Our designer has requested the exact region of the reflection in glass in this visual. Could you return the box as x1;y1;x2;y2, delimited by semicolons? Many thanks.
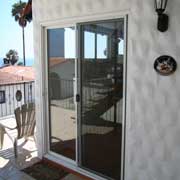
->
97;34;108;59
47;27;76;161
79;19;124;180
85;32;95;59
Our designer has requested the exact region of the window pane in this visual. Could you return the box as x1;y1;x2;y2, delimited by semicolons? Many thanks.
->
65;28;76;58
84;31;95;59
118;39;124;55
79;19;124;180
97;34;107;59
0;91;5;104
47;27;76;161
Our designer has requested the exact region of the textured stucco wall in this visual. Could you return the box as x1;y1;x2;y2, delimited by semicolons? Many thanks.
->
32;0;180;180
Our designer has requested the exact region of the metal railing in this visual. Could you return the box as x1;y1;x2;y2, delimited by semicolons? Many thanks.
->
49;78;75;110
0;81;35;117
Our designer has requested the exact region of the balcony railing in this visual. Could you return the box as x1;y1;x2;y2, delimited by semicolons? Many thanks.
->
0;81;35;117
49;78;75;110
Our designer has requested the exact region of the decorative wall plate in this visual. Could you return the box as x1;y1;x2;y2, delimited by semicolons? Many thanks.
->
154;55;177;76
16;90;22;101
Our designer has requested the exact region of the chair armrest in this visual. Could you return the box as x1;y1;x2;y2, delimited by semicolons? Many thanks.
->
0;123;17;130
0;123;17;145
0;126;5;149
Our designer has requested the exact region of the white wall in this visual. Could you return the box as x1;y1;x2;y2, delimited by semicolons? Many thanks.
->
33;0;180;180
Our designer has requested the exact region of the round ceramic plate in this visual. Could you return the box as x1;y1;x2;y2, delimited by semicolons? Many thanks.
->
154;55;177;76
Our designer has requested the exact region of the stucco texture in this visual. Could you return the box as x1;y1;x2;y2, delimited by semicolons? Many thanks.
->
32;0;180;180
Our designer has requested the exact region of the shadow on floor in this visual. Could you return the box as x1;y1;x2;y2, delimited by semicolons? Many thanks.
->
0;139;39;179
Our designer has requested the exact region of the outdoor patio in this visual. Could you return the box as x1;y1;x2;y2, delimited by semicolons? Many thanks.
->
0;116;39;180
0;116;85;180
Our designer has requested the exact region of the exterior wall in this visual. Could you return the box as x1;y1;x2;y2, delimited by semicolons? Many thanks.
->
33;0;180;180
0;82;35;117
0;84;25;117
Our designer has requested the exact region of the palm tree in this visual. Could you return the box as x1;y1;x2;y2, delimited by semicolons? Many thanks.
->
11;0;32;66
3;49;19;65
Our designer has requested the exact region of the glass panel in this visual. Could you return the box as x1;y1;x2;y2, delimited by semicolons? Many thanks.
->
84;31;95;59
79;19;124;179
118;40;124;55
47;27;76;161
97;34;108;59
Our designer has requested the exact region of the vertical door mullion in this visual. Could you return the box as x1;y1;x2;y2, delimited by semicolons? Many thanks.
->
75;24;78;165
121;15;128;180
77;24;84;166
95;32;97;59
45;27;51;154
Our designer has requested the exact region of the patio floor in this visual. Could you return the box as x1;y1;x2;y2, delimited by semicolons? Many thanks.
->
0;117;85;180
0;116;39;180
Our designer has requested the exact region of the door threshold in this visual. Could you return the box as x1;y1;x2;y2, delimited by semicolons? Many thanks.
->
44;154;108;180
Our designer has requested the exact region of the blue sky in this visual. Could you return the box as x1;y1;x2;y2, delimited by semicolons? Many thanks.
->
0;0;34;59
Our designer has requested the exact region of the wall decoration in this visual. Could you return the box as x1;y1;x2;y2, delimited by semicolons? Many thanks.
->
16;90;22;101
154;55;177;76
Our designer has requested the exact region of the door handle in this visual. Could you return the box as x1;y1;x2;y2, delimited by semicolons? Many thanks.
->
76;94;80;102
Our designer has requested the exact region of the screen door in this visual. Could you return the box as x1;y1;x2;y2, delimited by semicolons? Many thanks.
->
78;18;125;180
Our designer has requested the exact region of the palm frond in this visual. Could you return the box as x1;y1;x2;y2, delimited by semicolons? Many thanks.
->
11;1;26;17
15;15;20;21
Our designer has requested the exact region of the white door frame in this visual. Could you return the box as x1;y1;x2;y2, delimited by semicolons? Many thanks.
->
39;11;128;180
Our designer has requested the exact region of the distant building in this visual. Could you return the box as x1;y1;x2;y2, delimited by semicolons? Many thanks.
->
0;65;35;117
49;57;75;100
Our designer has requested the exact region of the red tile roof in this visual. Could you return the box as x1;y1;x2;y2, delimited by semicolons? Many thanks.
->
0;66;35;85
49;57;67;67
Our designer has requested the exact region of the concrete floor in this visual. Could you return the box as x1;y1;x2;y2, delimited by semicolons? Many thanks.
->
63;174;86;180
0;134;38;180
0;117;85;180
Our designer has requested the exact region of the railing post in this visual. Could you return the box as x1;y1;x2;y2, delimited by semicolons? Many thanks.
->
24;82;26;104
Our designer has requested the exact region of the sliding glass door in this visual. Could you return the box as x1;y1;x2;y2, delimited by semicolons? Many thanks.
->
46;17;126;180
47;27;76;161
78;19;125;180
